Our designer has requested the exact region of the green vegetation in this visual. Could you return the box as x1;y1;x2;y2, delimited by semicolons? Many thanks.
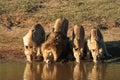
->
0;0;119;23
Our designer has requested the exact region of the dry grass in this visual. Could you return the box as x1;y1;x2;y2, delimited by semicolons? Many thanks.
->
0;0;119;42
0;0;119;22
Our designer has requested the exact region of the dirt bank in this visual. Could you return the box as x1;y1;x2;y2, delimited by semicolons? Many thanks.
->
0;24;120;61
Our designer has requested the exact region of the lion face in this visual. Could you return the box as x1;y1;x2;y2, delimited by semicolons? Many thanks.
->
88;40;103;63
73;48;83;63
91;48;103;63
24;45;33;62
87;28;104;63
43;49;54;64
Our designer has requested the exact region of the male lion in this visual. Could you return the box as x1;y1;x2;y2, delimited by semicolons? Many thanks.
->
87;28;111;63
42;17;70;64
72;25;86;63
41;32;68;64
23;24;45;62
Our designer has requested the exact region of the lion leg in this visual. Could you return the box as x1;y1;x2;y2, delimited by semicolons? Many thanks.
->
24;46;33;62
24;50;32;62
26;54;32;62
36;46;41;56
43;53;47;63
52;49;58;62
53;53;58;62
32;45;37;53
36;46;43;61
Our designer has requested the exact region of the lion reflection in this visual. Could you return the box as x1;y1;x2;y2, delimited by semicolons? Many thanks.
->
41;64;57;80
41;63;74;80
73;62;106;80
23;63;74;80
23;63;33;80
23;62;43;80
89;63;106;80
73;63;86;80
23;62;106;80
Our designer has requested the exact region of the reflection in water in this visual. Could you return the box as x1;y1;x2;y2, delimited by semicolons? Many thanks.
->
23;62;44;80
89;63;106;80
23;62;119;80
91;64;103;80
23;63;33;80
73;62;106;80
23;62;74;80
0;62;25;80
73;63;85;80
41;64;57;80
0;61;119;80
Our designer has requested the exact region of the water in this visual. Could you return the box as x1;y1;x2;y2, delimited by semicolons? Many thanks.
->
0;61;120;80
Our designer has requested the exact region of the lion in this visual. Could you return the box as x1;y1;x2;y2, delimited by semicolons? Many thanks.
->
41;32;68;64
23;24;45;62
23;63;33;80
23;62;44;80
72;25;86;63
87;28;112;63
52;17;68;37
73;63;85;80
46;17;69;40
41;64;57;80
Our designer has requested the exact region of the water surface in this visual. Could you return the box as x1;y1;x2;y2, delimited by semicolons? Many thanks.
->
0;61;120;80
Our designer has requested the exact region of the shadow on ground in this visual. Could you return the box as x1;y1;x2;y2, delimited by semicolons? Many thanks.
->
106;40;120;57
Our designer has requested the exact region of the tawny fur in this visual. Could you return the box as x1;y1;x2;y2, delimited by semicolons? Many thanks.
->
42;18;69;63
72;25;86;62
41;32;65;63
23;24;45;62
87;28;111;63
41;64;57;80
53;17;69;37
23;30;33;62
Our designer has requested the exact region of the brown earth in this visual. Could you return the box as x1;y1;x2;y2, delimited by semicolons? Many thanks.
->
0;16;120;62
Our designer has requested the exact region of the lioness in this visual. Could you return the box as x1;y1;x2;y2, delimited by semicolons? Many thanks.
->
23;24;45;62
87;28;111;63
72;25;86;62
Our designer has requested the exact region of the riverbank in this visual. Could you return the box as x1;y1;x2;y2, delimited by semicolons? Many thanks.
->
0;0;120;61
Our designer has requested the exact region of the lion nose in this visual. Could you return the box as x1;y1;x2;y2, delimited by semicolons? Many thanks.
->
93;59;98;63
46;59;52;64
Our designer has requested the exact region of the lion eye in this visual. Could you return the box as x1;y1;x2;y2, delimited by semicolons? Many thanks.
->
25;46;28;49
30;46;33;48
75;48;79;51
92;49;95;52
